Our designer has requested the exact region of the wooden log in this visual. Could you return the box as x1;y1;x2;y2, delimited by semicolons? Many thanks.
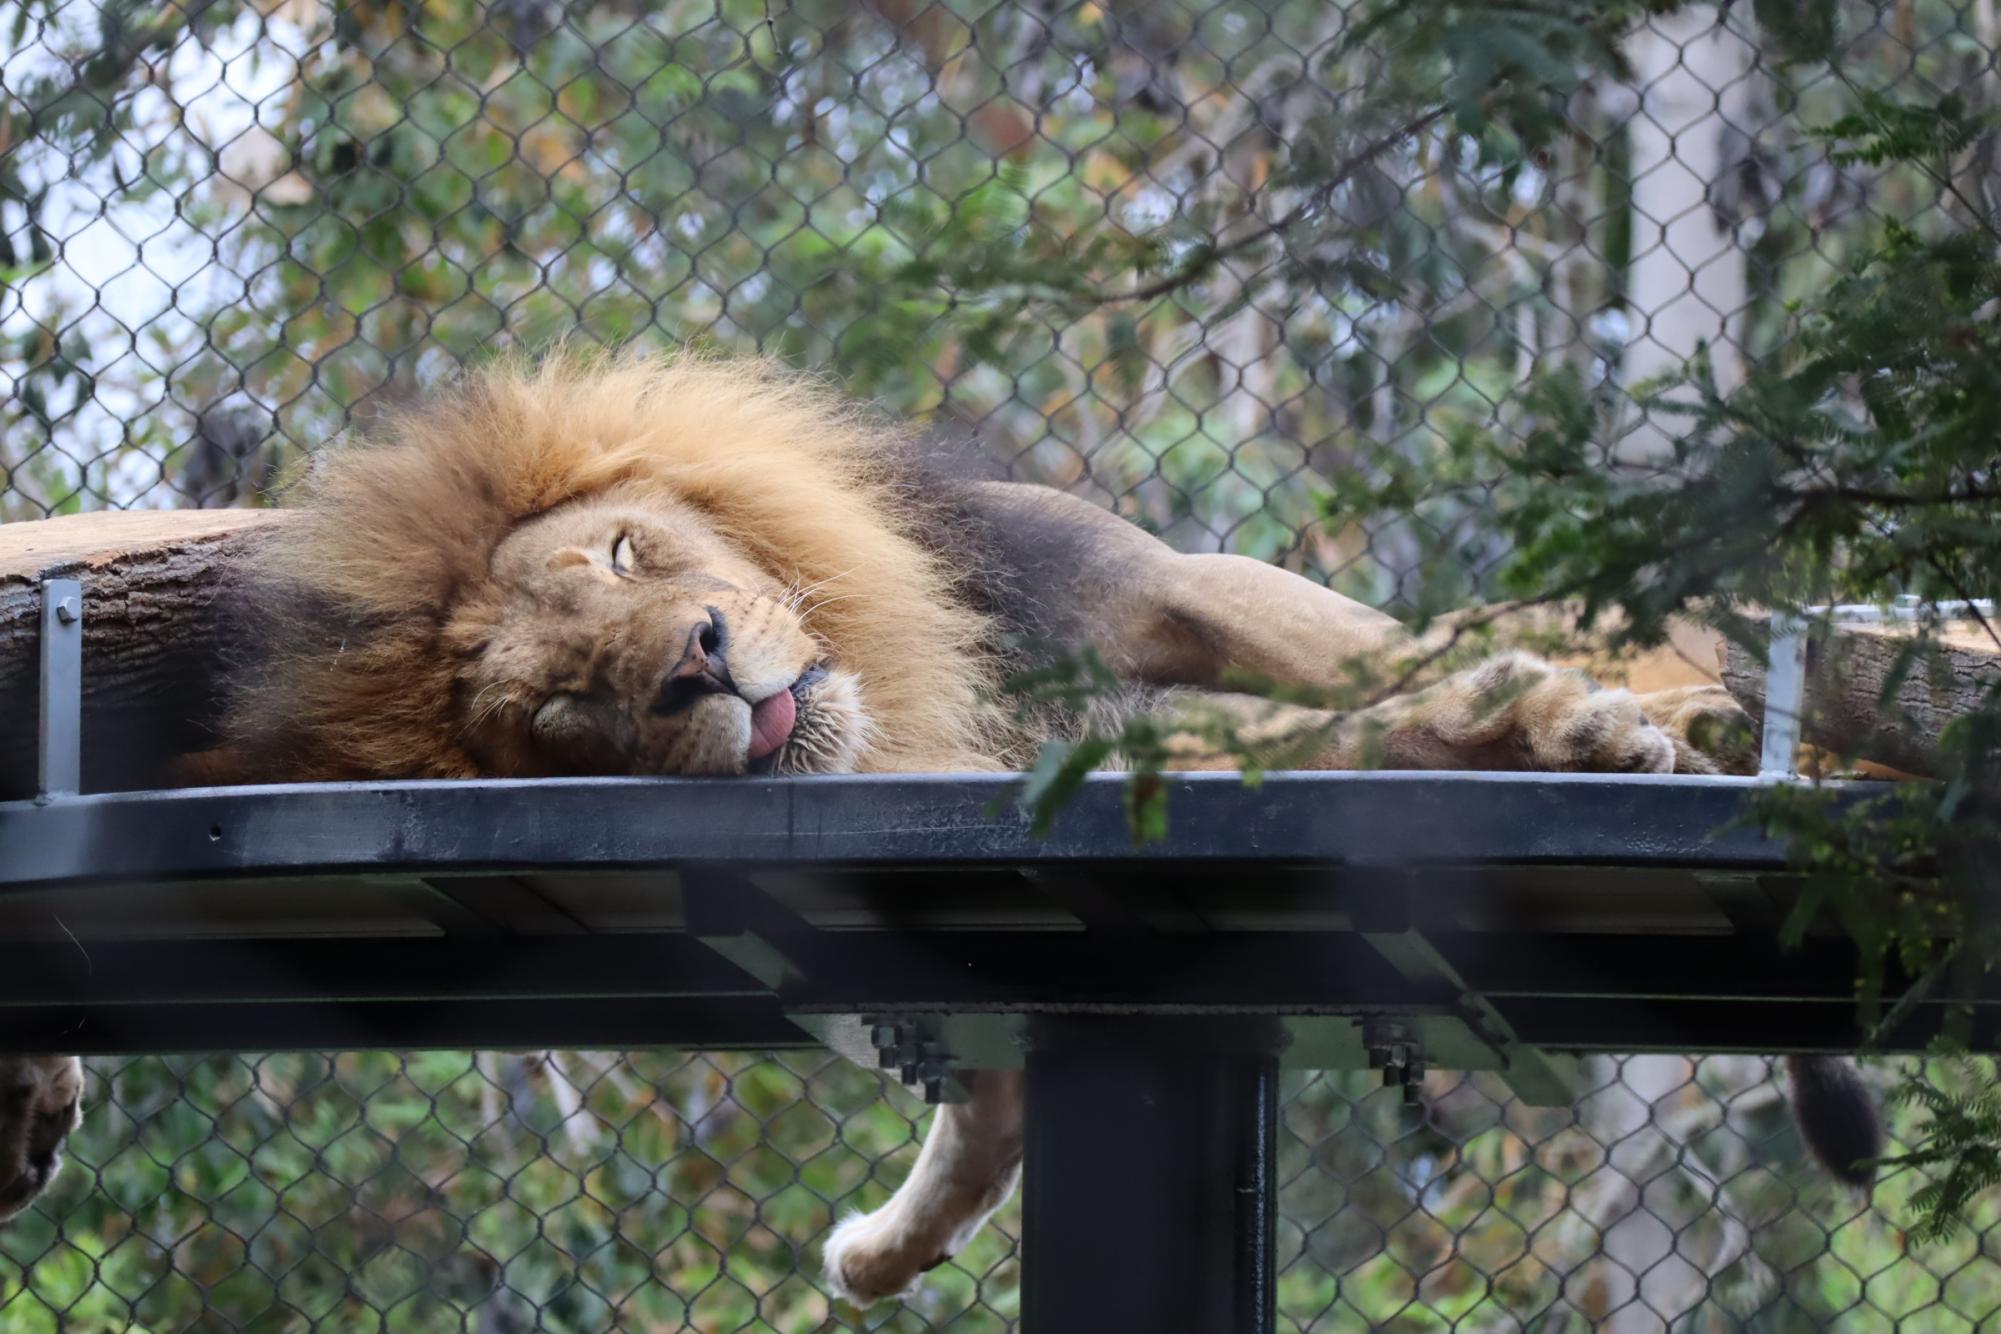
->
0;509;284;798
1720;614;2000;778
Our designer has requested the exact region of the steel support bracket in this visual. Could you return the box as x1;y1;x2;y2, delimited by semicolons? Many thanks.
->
1351;876;1582;1107
38;579;83;802
682;870;811;990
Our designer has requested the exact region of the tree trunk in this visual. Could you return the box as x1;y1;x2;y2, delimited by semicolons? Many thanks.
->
1720;616;2000;778
0;509;280;798
1616;6;1758;463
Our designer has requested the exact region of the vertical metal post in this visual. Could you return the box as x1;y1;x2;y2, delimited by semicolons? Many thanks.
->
1022;1017;1280;1333
1758;613;1805;780
38;579;83;800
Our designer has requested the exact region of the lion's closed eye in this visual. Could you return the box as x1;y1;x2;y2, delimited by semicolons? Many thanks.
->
530;691;634;769
532;692;596;744
612;533;637;575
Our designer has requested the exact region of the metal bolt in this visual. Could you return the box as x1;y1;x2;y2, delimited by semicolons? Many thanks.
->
54;597;79;625
870;1021;907;1069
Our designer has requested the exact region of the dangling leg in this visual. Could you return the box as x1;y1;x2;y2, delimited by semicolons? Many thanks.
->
823;1069;1026;1306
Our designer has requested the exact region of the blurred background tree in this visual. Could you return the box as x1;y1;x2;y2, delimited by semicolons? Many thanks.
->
4;0;2000;1328
6;0;1975;601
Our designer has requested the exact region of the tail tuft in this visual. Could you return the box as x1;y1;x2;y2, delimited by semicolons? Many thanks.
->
1785;1055;1884;1190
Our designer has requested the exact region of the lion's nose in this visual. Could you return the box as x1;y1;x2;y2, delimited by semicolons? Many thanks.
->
654;607;736;714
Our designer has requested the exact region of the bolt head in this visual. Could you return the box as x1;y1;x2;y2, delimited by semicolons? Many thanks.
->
54;597;79;625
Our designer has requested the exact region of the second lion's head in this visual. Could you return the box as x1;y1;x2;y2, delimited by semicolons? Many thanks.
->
216;352;1002;783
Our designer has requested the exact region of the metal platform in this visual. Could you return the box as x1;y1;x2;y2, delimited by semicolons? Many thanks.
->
0;771;1980;1070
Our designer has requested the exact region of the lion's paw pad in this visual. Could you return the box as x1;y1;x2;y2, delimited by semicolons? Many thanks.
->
823;1209;934;1308
1523;675;1676;774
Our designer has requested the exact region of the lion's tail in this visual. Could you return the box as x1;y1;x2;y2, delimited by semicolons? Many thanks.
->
1785;1055;1884;1189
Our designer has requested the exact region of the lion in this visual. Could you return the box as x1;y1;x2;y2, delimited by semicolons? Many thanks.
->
159;350;1877;1304
0;1056;83;1224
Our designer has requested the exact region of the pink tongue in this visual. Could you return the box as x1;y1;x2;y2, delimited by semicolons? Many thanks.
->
747;687;798;763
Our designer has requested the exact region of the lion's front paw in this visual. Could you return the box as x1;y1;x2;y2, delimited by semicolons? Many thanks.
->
1518;669;1676;774
823;1206;944;1308
1637;684;1757;775
1436;652;1674;774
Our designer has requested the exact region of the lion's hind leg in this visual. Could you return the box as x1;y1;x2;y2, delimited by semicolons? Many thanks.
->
823;1069;1025;1307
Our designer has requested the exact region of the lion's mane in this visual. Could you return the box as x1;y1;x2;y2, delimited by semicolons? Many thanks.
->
222;351;1004;779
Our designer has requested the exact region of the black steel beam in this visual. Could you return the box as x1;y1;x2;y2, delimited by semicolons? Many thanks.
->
0;937;758;1007
1496;996;1992;1052
1433;930;1997;1004
0;928;1937;1007
0;772;1831;887
0;930;1954;1011
0;996;809;1056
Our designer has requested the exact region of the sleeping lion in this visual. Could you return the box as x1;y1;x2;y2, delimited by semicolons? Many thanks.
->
29;352;1880;1299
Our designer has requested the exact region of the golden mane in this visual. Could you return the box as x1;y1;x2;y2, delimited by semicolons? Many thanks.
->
227;349;1003;778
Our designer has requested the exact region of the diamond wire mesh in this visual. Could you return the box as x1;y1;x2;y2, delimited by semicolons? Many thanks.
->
4;0;2001;1329
0;1053;1993;1330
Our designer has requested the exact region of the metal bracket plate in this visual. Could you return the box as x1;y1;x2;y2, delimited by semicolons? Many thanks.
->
38;579;83;801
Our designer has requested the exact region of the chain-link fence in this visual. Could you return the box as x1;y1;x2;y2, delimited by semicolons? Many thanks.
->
0;1052;1985;1331
7;0;1997;601
5;0;2001;1329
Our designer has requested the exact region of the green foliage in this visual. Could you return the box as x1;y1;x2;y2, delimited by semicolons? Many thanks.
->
1820;91;2001;170
1341;0;1643;144
1755;0;1842;64
1887;1051;2001;1243
1452;94;2001;1242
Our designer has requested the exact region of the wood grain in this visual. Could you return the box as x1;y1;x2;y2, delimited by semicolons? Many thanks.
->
0;510;284;797
1721;614;1999;777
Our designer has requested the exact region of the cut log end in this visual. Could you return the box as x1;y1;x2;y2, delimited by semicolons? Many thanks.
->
1721;615;2000;779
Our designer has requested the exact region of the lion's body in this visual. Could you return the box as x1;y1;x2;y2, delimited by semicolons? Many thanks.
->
214;351;1733;789
123;350;1866;1305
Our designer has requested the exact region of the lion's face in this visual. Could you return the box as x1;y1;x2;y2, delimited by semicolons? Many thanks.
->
448;493;871;777
0;1056;82;1223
